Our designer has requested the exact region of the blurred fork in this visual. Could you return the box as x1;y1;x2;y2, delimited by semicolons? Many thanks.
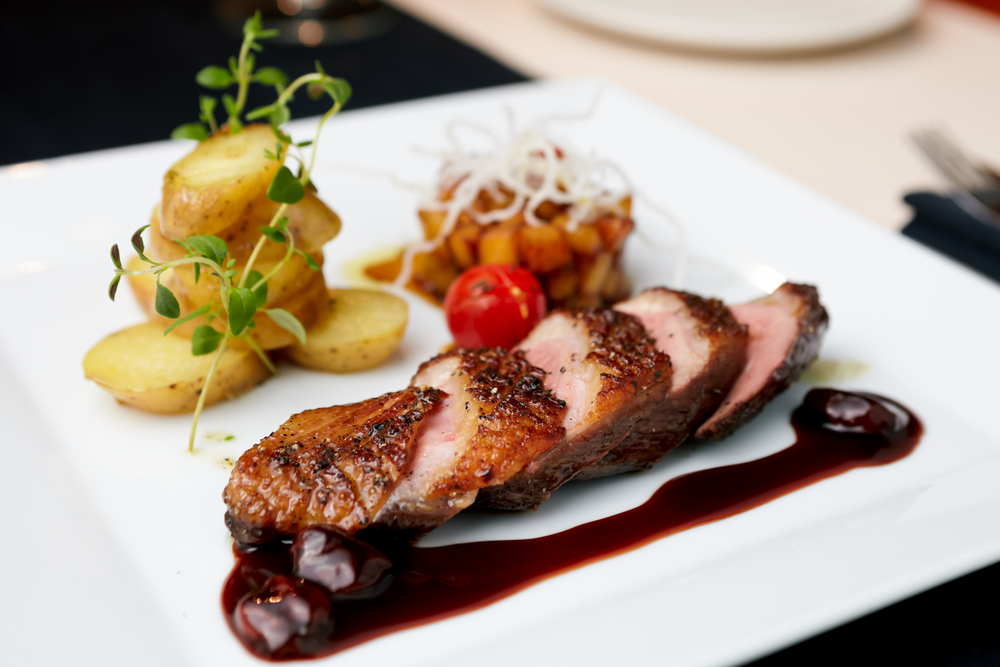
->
912;127;1000;226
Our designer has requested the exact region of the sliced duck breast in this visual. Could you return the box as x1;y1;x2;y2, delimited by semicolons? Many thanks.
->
223;387;443;544
372;348;567;534
695;282;828;440
474;308;672;510
576;289;747;480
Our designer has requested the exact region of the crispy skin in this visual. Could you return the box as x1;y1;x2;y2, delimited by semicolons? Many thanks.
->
577;289;748;479
223;387;443;544
423;348;569;496
373;348;567;535
695;283;828;440
475;308;672;510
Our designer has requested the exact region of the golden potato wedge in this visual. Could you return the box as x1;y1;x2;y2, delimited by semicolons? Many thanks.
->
83;321;270;414
171;270;330;351
166;250;321;310
147;207;187;263
288;288;408;373
216;191;341;260
161;124;282;240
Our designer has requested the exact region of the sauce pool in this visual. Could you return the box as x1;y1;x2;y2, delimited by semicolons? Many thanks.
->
222;388;923;661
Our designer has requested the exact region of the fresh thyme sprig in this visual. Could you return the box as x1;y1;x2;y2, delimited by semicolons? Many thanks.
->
108;12;352;451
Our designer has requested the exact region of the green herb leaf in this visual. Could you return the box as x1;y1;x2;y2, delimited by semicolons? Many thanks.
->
245;269;268;307
245;52;256;76
259;226;287;244
155;282;181;319
314;60;326;76
266;166;305;204
191;325;224;355
163;304;212;336
270;103;290;129
276;216;289;231
110;243;122;270
193;262;201;284
322;78;352;107
243;11;262;37
228;287;258;335
108;275;121;301
223;94;243;133
171;123;209;142
246;104;274;121
265;308;307;345
256;28;279;40
185;235;228;267
199;96;218;131
296;249;320;271
255;67;288;87
196;66;234;90
130;224;151;261
296;140;314;148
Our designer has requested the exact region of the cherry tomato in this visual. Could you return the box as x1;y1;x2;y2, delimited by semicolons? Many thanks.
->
444;264;547;349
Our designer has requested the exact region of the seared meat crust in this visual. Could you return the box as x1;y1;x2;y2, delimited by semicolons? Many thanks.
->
223;387;443;544
695;283;828;440
372;348;567;535
475;308;671;510
577;289;747;479
415;347;569;498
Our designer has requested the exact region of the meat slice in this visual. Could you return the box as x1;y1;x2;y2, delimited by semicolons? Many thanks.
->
372;348;567;535
223;387;443;545
474;308;672;510
695;282;828;440
576;289;747;480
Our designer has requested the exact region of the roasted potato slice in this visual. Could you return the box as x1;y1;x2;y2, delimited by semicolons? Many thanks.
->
216;191;342;260
147;208;187;263
83;321;270;414
171;271;330;351
161;125;282;239
288;288;408;373
166;251;321;310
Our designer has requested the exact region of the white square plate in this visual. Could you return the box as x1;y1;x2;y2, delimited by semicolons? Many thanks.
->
2;79;999;667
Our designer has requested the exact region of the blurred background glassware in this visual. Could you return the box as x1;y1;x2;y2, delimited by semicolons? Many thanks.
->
214;0;397;46
912;127;1000;228
537;0;923;53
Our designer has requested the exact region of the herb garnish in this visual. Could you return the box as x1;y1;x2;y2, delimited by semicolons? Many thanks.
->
107;12;351;451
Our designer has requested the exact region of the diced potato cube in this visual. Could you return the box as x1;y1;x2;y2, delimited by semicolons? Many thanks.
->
479;226;519;265
419;209;447;240
447;223;480;270
518;224;572;273
546;267;578;302
595;216;634;252
581;252;613;296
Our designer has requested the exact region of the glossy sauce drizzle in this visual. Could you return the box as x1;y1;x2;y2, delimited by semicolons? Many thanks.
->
222;389;923;661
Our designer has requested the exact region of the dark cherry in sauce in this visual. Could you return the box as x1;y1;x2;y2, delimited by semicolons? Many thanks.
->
222;389;923;661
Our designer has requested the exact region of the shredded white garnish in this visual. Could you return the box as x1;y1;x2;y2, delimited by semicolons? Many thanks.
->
394;116;636;290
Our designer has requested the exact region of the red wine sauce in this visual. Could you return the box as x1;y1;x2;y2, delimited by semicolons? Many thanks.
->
222;389;923;661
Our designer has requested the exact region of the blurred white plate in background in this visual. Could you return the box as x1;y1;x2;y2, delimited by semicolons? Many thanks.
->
539;0;922;53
